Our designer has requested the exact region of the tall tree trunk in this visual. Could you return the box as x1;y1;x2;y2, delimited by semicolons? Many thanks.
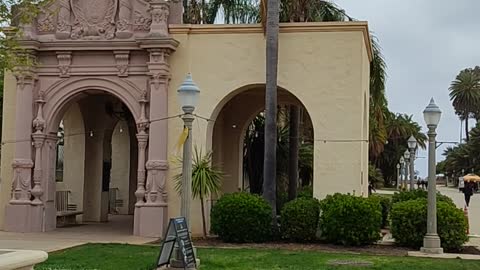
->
465;111;470;142
263;0;279;221
200;194;207;239
288;105;299;200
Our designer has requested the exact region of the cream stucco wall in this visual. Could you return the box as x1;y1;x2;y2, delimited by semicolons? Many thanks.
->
55;102;86;221
110;120;131;215
0;72;17;230
166;23;371;235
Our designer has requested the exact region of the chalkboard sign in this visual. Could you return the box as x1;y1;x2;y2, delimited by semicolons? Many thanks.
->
157;217;196;269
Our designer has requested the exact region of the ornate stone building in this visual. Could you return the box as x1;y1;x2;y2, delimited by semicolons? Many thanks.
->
0;0;372;237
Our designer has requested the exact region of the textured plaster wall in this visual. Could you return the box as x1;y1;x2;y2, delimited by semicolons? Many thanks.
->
167;28;371;235
0;72;17;230
110;120;131;215
55;102;85;220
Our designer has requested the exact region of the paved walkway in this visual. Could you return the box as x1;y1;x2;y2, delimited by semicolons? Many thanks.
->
0;215;156;252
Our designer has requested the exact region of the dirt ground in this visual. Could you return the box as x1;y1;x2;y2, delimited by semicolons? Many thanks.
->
185;238;480;256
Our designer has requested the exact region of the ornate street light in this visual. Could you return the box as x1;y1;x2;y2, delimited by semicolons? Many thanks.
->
408;135;418;190
400;157;405;189
403;150;410;189
177;73;200;223
421;98;443;254
171;73;201;269
396;163;401;189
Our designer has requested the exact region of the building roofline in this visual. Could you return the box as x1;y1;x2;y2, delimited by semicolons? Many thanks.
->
170;22;373;62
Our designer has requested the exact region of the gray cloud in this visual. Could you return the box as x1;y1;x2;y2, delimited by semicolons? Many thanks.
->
335;0;480;177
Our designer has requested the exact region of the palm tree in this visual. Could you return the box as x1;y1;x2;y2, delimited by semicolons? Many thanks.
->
449;68;480;142
174;147;223;238
262;0;280;220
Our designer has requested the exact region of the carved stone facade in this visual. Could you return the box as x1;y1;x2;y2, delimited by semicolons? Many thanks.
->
5;0;178;237
37;0;163;41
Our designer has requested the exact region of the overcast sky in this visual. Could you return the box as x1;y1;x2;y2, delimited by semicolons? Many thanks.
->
334;0;479;178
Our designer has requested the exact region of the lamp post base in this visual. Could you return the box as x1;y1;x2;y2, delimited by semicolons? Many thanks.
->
421;235;443;254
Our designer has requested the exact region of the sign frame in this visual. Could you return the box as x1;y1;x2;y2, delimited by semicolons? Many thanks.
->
157;217;197;269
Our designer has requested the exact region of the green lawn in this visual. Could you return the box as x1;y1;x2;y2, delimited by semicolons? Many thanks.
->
36;243;480;270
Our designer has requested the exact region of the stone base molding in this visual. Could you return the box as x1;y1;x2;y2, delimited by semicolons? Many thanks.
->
134;204;168;237
4;204;44;232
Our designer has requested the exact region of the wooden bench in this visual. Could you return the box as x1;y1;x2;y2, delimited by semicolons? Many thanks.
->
56;190;83;227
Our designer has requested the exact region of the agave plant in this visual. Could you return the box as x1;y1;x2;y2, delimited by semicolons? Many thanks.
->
173;146;223;238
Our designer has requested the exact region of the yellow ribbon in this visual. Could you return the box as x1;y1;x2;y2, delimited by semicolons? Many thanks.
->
175;127;189;153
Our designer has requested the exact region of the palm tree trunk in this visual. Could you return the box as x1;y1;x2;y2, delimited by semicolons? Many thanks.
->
288;105;299;200
465;111;470;142
200;194;207;239
263;0;280;221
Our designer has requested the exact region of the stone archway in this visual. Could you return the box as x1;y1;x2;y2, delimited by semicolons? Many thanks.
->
3;76;150;233
207;84;314;214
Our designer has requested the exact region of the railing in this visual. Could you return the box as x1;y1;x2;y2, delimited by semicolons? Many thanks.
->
55;190;77;212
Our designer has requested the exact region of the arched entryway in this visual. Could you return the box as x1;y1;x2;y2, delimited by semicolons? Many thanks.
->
207;85;314;212
55;91;137;226
48;91;139;232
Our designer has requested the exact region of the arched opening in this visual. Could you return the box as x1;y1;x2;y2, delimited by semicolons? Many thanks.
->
50;91;138;235
209;85;314;208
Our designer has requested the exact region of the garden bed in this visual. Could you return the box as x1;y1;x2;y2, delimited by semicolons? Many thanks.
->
190;237;480;256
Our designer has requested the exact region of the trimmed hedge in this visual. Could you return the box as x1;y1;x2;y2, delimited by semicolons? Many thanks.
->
391;189;455;206
319;193;382;246
210;192;272;243
369;194;392;228
298;186;313;199
280;198;320;242
391;198;468;251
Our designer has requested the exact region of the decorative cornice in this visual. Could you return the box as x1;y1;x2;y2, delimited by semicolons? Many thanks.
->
170;22;373;61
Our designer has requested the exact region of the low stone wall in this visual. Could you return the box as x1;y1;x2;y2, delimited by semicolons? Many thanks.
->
0;249;48;270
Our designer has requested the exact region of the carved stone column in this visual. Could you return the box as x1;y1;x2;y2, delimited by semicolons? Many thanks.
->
9;56;37;205
135;94;149;206
134;2;179;236
31;92;46;205
143;49;171;208
4;51;44;233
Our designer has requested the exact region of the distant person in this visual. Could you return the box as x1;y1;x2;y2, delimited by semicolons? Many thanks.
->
463;181;474;207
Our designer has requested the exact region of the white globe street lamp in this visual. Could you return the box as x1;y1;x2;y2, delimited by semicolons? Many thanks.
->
172;73;200;269
408;135;418;190
403;150;410;189
421;98;443;254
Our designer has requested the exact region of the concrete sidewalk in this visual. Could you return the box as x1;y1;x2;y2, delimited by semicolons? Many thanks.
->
0;215;156;252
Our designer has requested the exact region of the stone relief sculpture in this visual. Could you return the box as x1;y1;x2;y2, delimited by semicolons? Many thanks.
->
70;0;118;40
55;0;71;39
116;0;133;38
35;0;171;39
37;12;55;33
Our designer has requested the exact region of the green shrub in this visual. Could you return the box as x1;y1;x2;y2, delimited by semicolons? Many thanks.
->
391;198;468;251
280;198;320;242
210;192;272;243
298;186;313;199
391;189;455;206
369;194;392;228
276;191;288;213
319;193;382;246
